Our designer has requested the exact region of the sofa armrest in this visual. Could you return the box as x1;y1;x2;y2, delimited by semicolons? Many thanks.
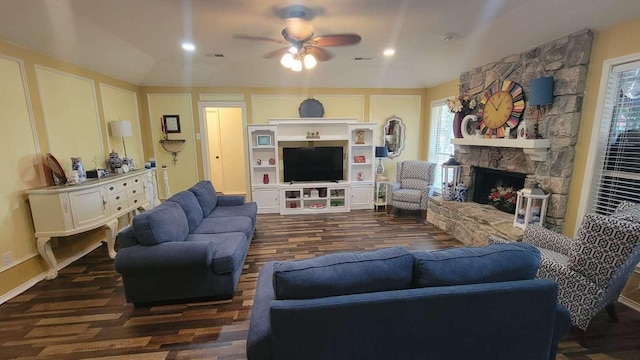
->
114;241;215;273
217;195;246;206
247;262;276;360
522;225;573;256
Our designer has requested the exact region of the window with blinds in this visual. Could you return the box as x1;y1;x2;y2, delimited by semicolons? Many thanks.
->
429;100;455;191
588;61;640;215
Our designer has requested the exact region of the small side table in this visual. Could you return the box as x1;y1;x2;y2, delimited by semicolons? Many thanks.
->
374;180;392;209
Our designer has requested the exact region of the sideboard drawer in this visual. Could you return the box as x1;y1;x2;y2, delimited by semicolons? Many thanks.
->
128;193;145;208
108;190;127;205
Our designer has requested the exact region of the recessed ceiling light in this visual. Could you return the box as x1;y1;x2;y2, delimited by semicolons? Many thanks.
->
383;48;395;57
182;42;196;52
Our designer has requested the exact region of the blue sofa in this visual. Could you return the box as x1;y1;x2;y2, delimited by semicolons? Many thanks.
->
247;244;571;360
114;181;257;305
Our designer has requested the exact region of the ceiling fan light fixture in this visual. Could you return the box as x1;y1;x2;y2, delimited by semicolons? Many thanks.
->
291;59;303;72
281;53;294;68
303;54;317;69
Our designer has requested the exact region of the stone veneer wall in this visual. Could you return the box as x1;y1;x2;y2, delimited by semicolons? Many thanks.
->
455;29;594;232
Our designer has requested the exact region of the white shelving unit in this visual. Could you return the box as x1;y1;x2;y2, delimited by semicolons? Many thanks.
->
248;119;375;214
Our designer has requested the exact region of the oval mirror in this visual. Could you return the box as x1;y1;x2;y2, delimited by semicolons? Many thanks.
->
383;116;405;159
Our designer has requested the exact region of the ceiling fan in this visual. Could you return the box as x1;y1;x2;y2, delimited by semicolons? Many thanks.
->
232;10;361;71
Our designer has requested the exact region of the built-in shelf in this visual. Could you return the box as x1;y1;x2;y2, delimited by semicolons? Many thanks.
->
451;138;551;161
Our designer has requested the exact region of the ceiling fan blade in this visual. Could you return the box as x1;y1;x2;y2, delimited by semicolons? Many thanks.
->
232;34;288;44
263;47;291;59
311;34;361;47
308;47;333;61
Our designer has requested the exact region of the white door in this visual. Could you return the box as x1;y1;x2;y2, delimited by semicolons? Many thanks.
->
203;107;247;195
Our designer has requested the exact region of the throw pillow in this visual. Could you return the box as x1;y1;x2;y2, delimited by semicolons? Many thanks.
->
413;243;540;287
272;246;414;300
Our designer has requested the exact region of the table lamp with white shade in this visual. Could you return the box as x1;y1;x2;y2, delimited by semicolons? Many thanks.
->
110;120;133;168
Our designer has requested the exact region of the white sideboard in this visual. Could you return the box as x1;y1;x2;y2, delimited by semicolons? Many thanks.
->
26;169;150;279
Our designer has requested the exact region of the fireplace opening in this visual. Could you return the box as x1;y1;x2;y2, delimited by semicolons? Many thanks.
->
472;167;526;204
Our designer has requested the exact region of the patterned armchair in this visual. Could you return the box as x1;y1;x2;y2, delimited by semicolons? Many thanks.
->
488;202;640;332
386;160;436;219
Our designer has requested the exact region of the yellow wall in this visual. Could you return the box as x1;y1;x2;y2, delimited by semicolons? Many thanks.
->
100;84;145;168
0;39;143;300
564;18;640;236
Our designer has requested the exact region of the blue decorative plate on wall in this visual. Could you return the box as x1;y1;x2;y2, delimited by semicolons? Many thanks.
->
299;98;324;117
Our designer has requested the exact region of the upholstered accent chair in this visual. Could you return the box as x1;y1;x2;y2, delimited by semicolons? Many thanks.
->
489;202;640;332
386;160;436;219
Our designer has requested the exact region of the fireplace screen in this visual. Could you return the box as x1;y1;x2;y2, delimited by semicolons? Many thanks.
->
472;167;526;204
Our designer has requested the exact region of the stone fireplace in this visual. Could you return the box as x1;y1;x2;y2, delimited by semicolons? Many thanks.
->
427;29;593;244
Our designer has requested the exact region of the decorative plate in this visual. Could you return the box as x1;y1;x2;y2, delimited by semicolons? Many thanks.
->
46;153;67;185
298;98;324;118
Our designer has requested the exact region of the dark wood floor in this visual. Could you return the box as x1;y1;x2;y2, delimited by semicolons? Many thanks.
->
1;209;639;359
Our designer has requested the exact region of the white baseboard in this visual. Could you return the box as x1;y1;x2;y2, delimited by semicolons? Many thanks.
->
0;241;103;306
619;295;640;313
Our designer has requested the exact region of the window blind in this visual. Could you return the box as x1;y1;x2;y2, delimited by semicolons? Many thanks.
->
588;62;640;215
429;101;455;191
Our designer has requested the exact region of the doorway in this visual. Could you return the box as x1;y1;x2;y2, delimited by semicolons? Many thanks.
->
198;102;248;196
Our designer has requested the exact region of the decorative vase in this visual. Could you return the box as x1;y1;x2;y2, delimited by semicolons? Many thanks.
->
262;174;269;184
71;157;86;182
452;112;464;138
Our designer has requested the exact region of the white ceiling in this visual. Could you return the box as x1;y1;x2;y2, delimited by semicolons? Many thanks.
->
2;0;640;89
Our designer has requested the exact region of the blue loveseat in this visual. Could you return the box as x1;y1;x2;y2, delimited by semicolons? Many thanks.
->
247;244;571;360
114;181;257;305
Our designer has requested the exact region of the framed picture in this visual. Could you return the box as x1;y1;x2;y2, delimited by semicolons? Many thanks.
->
256;134;272;146
355;130;365;144
354;155;366;163
163;115;181;133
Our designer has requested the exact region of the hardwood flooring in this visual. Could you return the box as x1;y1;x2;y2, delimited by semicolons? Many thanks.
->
1;209;639;359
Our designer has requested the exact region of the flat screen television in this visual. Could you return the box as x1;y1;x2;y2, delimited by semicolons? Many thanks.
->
283;147;344;182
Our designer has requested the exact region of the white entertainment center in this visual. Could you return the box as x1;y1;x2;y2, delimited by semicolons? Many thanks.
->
248;118;376;214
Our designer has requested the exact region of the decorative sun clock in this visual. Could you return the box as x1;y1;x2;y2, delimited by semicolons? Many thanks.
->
476;80;526;138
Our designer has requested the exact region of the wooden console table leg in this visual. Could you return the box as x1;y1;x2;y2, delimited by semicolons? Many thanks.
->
37;237;58;280
104;219;119;259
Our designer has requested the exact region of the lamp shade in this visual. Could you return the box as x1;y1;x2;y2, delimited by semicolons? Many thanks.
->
528;77;554;106
375;146;389;158
110;120;132;137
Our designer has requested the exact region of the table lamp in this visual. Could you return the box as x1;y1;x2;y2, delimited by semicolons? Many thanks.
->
375;146;389;176
529;76;554;138
110;120;133;158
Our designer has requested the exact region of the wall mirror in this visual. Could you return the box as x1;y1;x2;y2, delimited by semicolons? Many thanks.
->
383;115;406;158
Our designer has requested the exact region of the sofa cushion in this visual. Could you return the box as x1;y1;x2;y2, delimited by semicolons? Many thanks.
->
185;232;248;275
116;225;138;248
412;243;540;288
188;180;218;216
166;191;204;233
569;213;640;288
193;216;253;241
272;246;414;300
208;202;258;227
133;202;189;246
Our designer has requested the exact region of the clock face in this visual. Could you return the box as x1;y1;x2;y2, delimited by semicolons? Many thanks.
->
483;91;513;129
477;80;526;138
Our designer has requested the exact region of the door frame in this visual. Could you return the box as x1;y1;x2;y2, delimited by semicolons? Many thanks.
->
197;101;249;195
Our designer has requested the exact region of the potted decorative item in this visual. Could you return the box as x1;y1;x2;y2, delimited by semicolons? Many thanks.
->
446;90;477;138
488;186;518;214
